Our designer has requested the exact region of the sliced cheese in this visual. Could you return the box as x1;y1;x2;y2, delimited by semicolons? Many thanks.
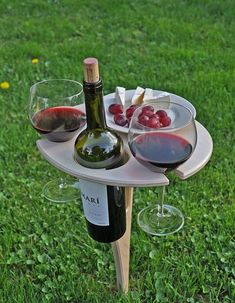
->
143;88;154;102
156;92;171;108
131;86;145;105
115;86;126;106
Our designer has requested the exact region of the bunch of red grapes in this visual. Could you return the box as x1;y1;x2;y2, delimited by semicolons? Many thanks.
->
108;103;171;128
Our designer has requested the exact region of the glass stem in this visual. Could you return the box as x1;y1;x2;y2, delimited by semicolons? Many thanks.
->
157;186;165;217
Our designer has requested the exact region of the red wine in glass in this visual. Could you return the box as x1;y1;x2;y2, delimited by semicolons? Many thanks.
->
128;100;197;236
32;106;86;142
28;79;85;203
130;132;193;171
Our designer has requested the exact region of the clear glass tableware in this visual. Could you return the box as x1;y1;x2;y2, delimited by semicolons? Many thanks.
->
28;79;86;203
128;100;197;235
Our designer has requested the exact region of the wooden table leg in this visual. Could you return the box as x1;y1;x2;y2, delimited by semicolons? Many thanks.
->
111;187;133;293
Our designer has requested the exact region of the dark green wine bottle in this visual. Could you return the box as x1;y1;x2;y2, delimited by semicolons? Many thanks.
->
74;58;126;243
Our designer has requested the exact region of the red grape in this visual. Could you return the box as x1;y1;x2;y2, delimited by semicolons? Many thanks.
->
156;110;167;120
140;109;154;118
161;116;171;127
114;114;127;126
109;103;124;115
138;114;150;126
146;117;161;128
141;105;155;113
151;113;160;120
126;105;138;119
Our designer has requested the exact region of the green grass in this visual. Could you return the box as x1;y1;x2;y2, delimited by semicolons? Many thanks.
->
0;0;234;302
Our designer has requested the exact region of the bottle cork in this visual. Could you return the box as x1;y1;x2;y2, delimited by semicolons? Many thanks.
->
83;58;100;83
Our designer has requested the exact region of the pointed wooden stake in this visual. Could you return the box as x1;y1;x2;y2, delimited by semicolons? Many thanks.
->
111;187;133;293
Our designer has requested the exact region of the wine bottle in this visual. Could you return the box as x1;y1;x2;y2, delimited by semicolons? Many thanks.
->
74;58;126;243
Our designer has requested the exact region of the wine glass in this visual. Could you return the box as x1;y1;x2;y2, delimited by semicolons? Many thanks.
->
28;79;86;203
128;100;197;235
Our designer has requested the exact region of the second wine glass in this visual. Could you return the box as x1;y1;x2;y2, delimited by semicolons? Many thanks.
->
128;100;197;235
28;79;86;203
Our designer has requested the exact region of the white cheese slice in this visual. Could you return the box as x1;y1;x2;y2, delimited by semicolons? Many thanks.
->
158;92;170;98
115;86;126;106
143;88;153;102
156;92;171;108
131;86;145;105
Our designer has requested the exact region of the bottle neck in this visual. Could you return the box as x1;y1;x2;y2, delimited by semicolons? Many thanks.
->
83;79;107;130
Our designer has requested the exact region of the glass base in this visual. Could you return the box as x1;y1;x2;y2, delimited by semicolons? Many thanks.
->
137;204;184;236
42;178;80;203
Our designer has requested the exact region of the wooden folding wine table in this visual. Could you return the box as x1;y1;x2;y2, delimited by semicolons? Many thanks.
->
37;121;213;293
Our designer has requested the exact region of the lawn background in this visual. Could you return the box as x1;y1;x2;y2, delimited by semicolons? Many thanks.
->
0;0;234;302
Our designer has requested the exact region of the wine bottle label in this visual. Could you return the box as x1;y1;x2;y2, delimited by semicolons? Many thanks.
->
79;179;109;226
